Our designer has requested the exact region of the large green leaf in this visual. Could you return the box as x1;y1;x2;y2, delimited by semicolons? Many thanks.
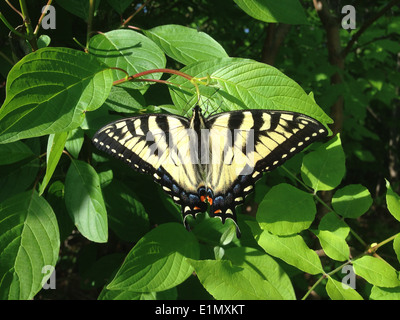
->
313;229;349;261
224;247;296;300
385;179;400;222
318;211;350;239
0;155;39;203
107;223;199;292
394;233;400;264
301;134;345;191
64;159;108;243
370;286;400;300
233;0;308;24
257;231;323;275
352;256;400;288
257;183;316;235
0;47;113;143
143;24;228;65
55;0;100;20
103;180;150;242
0;191;60;300
0;141;34;165
65;128;84;159
332;184;373;218
168;58;332;127
189;258;282;300
106;0;134;15
88;29;166;88
39;132;68;195
326;277;363;300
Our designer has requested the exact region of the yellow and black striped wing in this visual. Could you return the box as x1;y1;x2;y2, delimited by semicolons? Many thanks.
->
92;114;207;225
204;110;328;225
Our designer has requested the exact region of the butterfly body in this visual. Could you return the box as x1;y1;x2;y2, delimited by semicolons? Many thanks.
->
93;106;328;237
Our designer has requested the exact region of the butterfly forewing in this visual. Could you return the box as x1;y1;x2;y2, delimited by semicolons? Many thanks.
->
92;113;207;228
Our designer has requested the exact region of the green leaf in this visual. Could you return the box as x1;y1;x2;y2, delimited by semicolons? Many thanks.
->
332;184;373;218
0;161;39;203
99;287;177;300
225;247;296;300
301;134;345;191
318;211;350;239
55;0;100;20
143;24;228;65
65;128;84;159
326;277;363;300
46;181;74;242
0;47;113;143
370;286;400;300
352;256;400;288
65;159;108;243
104;86;145;113
107;223;199;292
88;29;166;89
394;233;400;264
313;229;349;261
233;0;308;24
257;183;316;235
189;258;282;300
103;180;150;242
106;0;134;15
257;231;323;275
385;179;400;222
0;191;60;300
0;141;34;165
39;132;68;195
169;58;332;126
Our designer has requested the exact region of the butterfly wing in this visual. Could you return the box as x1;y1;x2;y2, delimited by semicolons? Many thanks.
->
205;110;328;230
92;114;207;228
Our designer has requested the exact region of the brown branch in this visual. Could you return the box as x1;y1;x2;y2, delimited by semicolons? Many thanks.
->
313;0;344;135
261;23;291;66
341;0;400;57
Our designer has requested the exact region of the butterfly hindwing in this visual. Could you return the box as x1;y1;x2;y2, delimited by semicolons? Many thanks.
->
204;110;328;228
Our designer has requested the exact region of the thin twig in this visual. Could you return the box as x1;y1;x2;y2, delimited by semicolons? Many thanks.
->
34;0;53;35
121;0;151;27
5;0;24;19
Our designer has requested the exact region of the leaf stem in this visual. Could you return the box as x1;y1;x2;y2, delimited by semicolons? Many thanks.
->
112;68;193;86
0;11;26;39
19;0;38;51
301;273;327;300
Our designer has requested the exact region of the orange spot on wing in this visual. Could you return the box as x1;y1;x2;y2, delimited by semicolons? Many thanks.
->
200;195;206;202
214;209;222;214
207;196;213;205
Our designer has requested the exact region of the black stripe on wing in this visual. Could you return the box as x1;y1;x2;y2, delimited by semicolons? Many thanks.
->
205;110;328;234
